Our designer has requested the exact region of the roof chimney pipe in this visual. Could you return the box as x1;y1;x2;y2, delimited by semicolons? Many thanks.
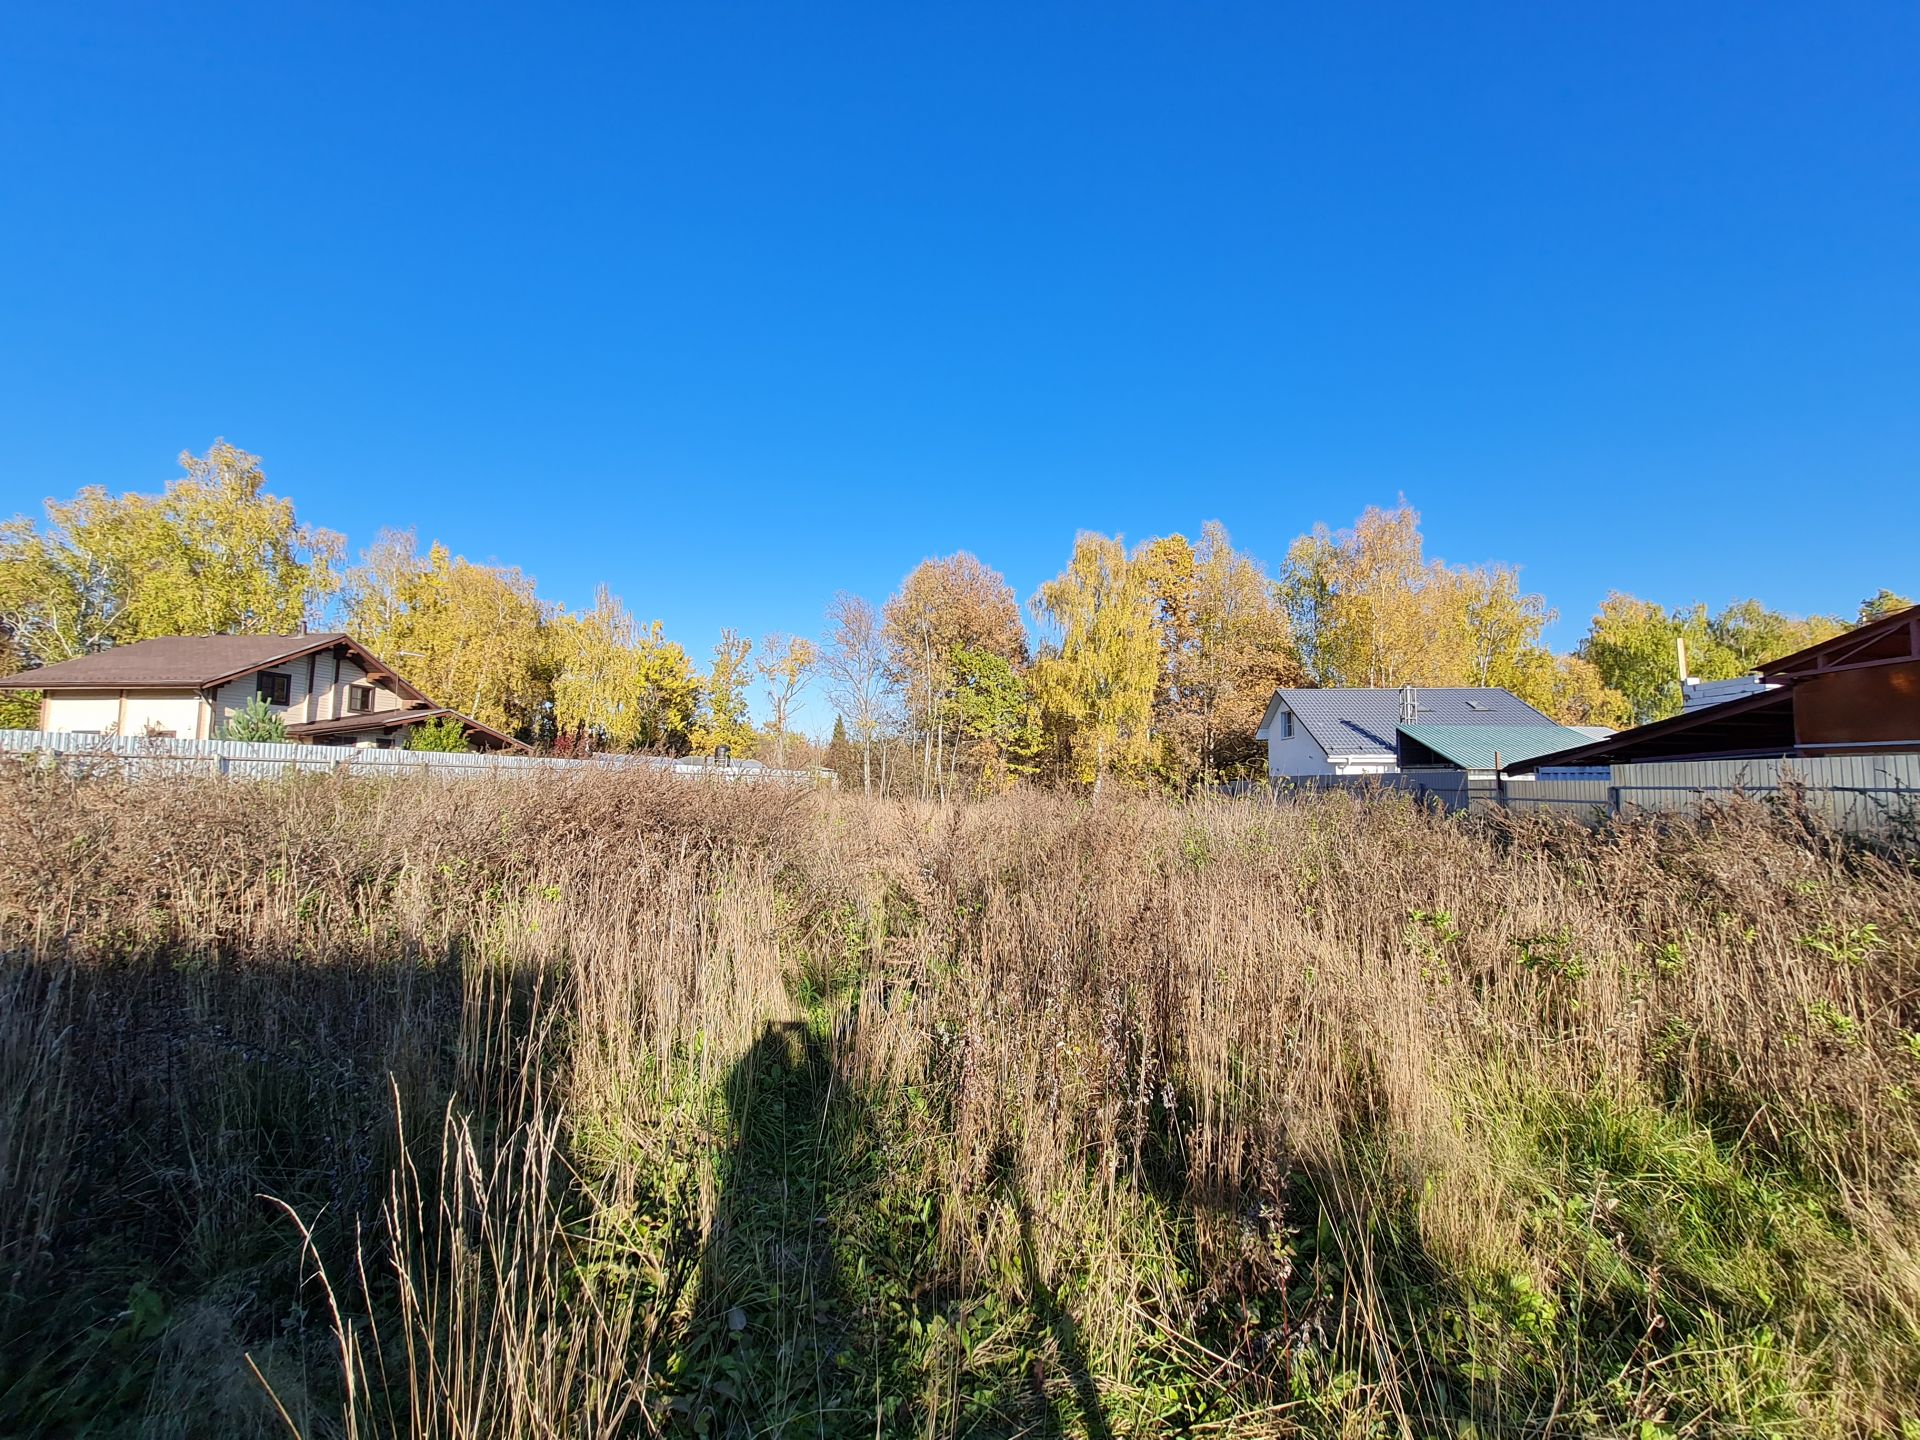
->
1400;684;1417;723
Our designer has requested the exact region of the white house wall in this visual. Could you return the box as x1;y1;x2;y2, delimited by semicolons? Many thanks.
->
1265;713;1339;778
1333;757;1397;776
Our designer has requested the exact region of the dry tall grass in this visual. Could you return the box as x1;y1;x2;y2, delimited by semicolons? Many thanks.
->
1;763;1916;1437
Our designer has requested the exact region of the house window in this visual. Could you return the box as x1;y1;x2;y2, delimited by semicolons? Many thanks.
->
1280;712;1294;739
256;672;292;706
347;685;374;714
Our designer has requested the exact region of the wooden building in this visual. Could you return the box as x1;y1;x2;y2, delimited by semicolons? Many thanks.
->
1765;605;1920;751
1510;604;1920;774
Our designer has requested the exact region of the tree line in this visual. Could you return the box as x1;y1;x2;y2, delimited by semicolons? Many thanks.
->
1;442;1906;787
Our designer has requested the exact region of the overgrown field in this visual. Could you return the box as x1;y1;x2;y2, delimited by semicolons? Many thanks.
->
2;768;1919;1438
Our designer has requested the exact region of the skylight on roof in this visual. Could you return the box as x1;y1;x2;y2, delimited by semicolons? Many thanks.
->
1466;700;1491;711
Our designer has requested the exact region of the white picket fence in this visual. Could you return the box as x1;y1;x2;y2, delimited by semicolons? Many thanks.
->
0;729;826;786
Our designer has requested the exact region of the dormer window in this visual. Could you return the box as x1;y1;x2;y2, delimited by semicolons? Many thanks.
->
256;671;292;706
1466;700;1491;712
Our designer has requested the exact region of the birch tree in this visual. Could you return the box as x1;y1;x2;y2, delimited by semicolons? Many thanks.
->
1;441;341;665
1458;563;1555;692
946;647;1041;792
1578;594;1841;724
1279;504;1473;687
343;532;548;735
881;553;1026;797
692;630;756;758
1136;522;1298;784
1029;533;1160;793
547;586;698;751
1860;589;1913;624
822;593;887;793
755;632;817;770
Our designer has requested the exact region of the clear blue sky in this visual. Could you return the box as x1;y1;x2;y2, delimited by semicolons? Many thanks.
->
3;4;1915;730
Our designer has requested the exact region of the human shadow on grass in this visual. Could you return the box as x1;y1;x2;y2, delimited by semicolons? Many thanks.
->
674;1020;1124;1439
988;1142;1115;1440
672;1020;878;1435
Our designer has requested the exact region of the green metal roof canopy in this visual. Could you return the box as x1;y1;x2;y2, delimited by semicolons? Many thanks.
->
1397;723;1597;772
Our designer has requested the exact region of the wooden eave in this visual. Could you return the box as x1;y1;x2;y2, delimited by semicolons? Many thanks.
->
284;706;528;752
1504;688;1797;773
201;635;432;706
1759;606;1920;680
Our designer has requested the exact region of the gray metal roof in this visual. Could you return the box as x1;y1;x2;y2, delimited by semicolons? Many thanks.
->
1272;687;1556;759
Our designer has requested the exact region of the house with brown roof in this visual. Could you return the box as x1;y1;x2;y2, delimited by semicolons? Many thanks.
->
0;633;524;751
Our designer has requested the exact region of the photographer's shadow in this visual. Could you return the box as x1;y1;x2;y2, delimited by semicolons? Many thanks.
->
673;1019;1114;1438
673;1020;868;1435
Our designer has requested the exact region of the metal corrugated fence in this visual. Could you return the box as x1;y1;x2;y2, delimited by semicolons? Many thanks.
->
1224;754;1919;834
1501;778;1613;814
0;730;825;785
1611;754;1920;833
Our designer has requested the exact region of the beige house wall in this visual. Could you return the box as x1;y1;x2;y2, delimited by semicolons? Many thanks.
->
211;665;315;726
205;647;412;730
124;693;206;738
32;643;424;740
41;691;124;733
311;648;336;720
40;690;205;737
332;653;408;713
212;674;261;726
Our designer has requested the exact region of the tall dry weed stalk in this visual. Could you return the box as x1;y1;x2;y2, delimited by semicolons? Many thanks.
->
1;760;1916;1436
